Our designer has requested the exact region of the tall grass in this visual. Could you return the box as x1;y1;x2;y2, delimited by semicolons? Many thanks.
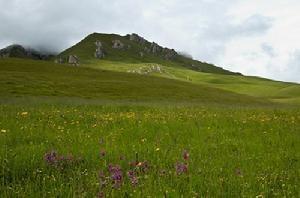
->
1;103;299;197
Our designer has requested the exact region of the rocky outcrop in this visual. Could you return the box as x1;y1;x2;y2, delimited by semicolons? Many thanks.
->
95;41;104;59
68;55;79;66
127;65;163;75
127;34;177;60
129;33;146;45
164;49;177;60
150;42;163;54
112;40;124;49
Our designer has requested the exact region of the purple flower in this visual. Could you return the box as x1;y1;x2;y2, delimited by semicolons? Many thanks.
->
108;164;123;189
44;150;82;170
175;162;188;175
127;170;138;187
44;150;57;165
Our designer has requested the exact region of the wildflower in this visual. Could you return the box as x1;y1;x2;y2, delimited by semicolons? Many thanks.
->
44;150;82;170
44;150;58;165
175;162;188;175
108;164;123;189
127;170;138;187
183;150;189;161
1;129;6;133
98;171;107;188
21;112;28;116
155;148;160;151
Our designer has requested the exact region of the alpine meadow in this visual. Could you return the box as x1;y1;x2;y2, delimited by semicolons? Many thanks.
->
0;29;300;198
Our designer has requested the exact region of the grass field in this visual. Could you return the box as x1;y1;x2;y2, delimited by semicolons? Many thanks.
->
0;58;300;197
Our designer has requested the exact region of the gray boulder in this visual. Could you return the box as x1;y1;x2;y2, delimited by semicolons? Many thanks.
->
112;40;124;49
68;55;79;66
95;40;105;59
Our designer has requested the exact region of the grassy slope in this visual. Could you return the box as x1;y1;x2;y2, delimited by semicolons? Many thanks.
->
0;58;299;197
56;33;300;104
0;58;266;105
1;102;299;197
59;33;238;75
83;60;300;104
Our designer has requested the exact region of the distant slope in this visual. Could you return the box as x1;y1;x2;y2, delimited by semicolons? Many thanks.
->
82;60;300;104
0;58;268;105
0;44;53;60
59;33;240;75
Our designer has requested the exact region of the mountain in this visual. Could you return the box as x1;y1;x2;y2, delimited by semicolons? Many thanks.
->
58;33;241;75
0;44;54;60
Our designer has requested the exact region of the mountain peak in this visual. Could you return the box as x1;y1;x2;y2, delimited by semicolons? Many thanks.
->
59;32;240;75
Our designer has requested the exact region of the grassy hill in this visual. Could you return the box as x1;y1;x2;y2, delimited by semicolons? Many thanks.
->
56;32;300;105
78;60;300;105
59;33;239;75
0;58;267;105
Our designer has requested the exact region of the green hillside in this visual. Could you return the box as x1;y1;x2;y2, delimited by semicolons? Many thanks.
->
59;33;239;75
77;60;299;105
0;47;299;196
56;33;300;105
0;58;266;105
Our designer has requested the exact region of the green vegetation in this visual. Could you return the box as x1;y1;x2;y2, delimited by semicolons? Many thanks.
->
60;33;237;75
0;32;299;197
0;58;267;105
1;102;299;197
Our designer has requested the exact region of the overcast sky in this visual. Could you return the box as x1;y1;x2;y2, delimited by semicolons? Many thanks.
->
0;0;299;83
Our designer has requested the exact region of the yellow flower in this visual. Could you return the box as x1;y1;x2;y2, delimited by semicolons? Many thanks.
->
155;148;160;151
1;129;6;133
21;112;28;116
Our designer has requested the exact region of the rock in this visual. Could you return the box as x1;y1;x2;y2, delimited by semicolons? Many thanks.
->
164;49;177;60
144;47;150;53
68;55;79;66
150;42;162;54
129;33;146;45
112;40;124;49
95;40;105;59
127;65;163;75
